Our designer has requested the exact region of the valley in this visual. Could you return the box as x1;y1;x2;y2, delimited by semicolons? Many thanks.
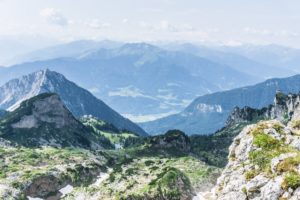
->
1;74;300;199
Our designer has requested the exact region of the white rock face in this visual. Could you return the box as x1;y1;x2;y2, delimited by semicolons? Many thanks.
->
11;115;38;128
211;120;300;200
271;153;297;173
11;94;78;130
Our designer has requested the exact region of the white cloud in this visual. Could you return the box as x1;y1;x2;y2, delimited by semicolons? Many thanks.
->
156;93;177;101
40;8;68;26
108;86;156;100
243;27;299;38
139;20;196;33
123;111;177;123
122;18;128;23
88;19;111;29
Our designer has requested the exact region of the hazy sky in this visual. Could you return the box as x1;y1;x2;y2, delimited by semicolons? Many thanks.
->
0;0;300;47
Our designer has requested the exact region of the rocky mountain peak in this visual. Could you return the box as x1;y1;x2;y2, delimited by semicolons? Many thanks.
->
225;106;269;126
205;118;300;200
0;93;109;149
199;92;300;199
270;91;300;121
225;92;300;128
11;93;77;129
0;69;63;111
0;70;147;136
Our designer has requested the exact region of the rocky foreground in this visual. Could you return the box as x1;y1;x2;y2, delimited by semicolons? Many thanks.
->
200;119;300;200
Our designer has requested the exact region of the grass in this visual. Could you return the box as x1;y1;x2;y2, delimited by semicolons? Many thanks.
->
245;169;259;181
249;122;295;174
277;154;300;173
282;171;300;190
0;146;107;192
81;117;137;146
246;120;300;196
97;155;219;200
292;120;300;129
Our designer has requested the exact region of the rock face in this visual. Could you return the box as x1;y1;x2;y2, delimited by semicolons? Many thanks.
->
0;69;147;136
226;91;300;127
0;93;110;149
225;106;269;126
210;119;300;200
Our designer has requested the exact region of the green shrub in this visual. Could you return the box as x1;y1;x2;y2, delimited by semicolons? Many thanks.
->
245;170;258;181
273;123;284;134
282;172;300;190
253;134;281;150
292;120;300;129
144;160;155;166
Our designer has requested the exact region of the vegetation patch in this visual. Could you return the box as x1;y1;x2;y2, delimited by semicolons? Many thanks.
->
282;171;300;190
249;122;295;174
291;120;300;129
245;169;259;181
277;154;300;173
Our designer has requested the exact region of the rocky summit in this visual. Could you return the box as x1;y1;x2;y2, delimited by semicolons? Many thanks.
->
194;92;300;199
0;93;111;149
205;119;300;200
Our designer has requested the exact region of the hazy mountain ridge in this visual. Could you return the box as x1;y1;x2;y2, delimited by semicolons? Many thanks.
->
141;74;300;135
0;70;147;136
161;43;295;79
0;42;268;123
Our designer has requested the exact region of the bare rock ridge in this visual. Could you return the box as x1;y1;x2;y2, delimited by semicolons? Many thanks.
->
209;120;300;200
0;69;147;136
227;91;300;126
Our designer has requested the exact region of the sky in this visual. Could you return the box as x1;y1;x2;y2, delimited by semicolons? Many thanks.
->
0;0;300;47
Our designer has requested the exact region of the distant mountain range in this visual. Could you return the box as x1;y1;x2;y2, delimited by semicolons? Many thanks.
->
0;70;147;136
0;41;274;123
161;43;296;79
1;40;300;124
140;74;300;135
216;44;300;73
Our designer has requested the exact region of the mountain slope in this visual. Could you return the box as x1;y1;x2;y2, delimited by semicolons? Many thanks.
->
0;43;260;122
0;109;7;118
140;74;300;135
0;70;147;136
218;44;300;73
9;40;122;65
0;93;113;149
162;43;295;79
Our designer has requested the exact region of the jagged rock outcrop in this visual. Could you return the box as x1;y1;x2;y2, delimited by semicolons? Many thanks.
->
226;91;300;126
208;119;300;200
194;92;300;200
0;93;111;149
225;106;269;126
